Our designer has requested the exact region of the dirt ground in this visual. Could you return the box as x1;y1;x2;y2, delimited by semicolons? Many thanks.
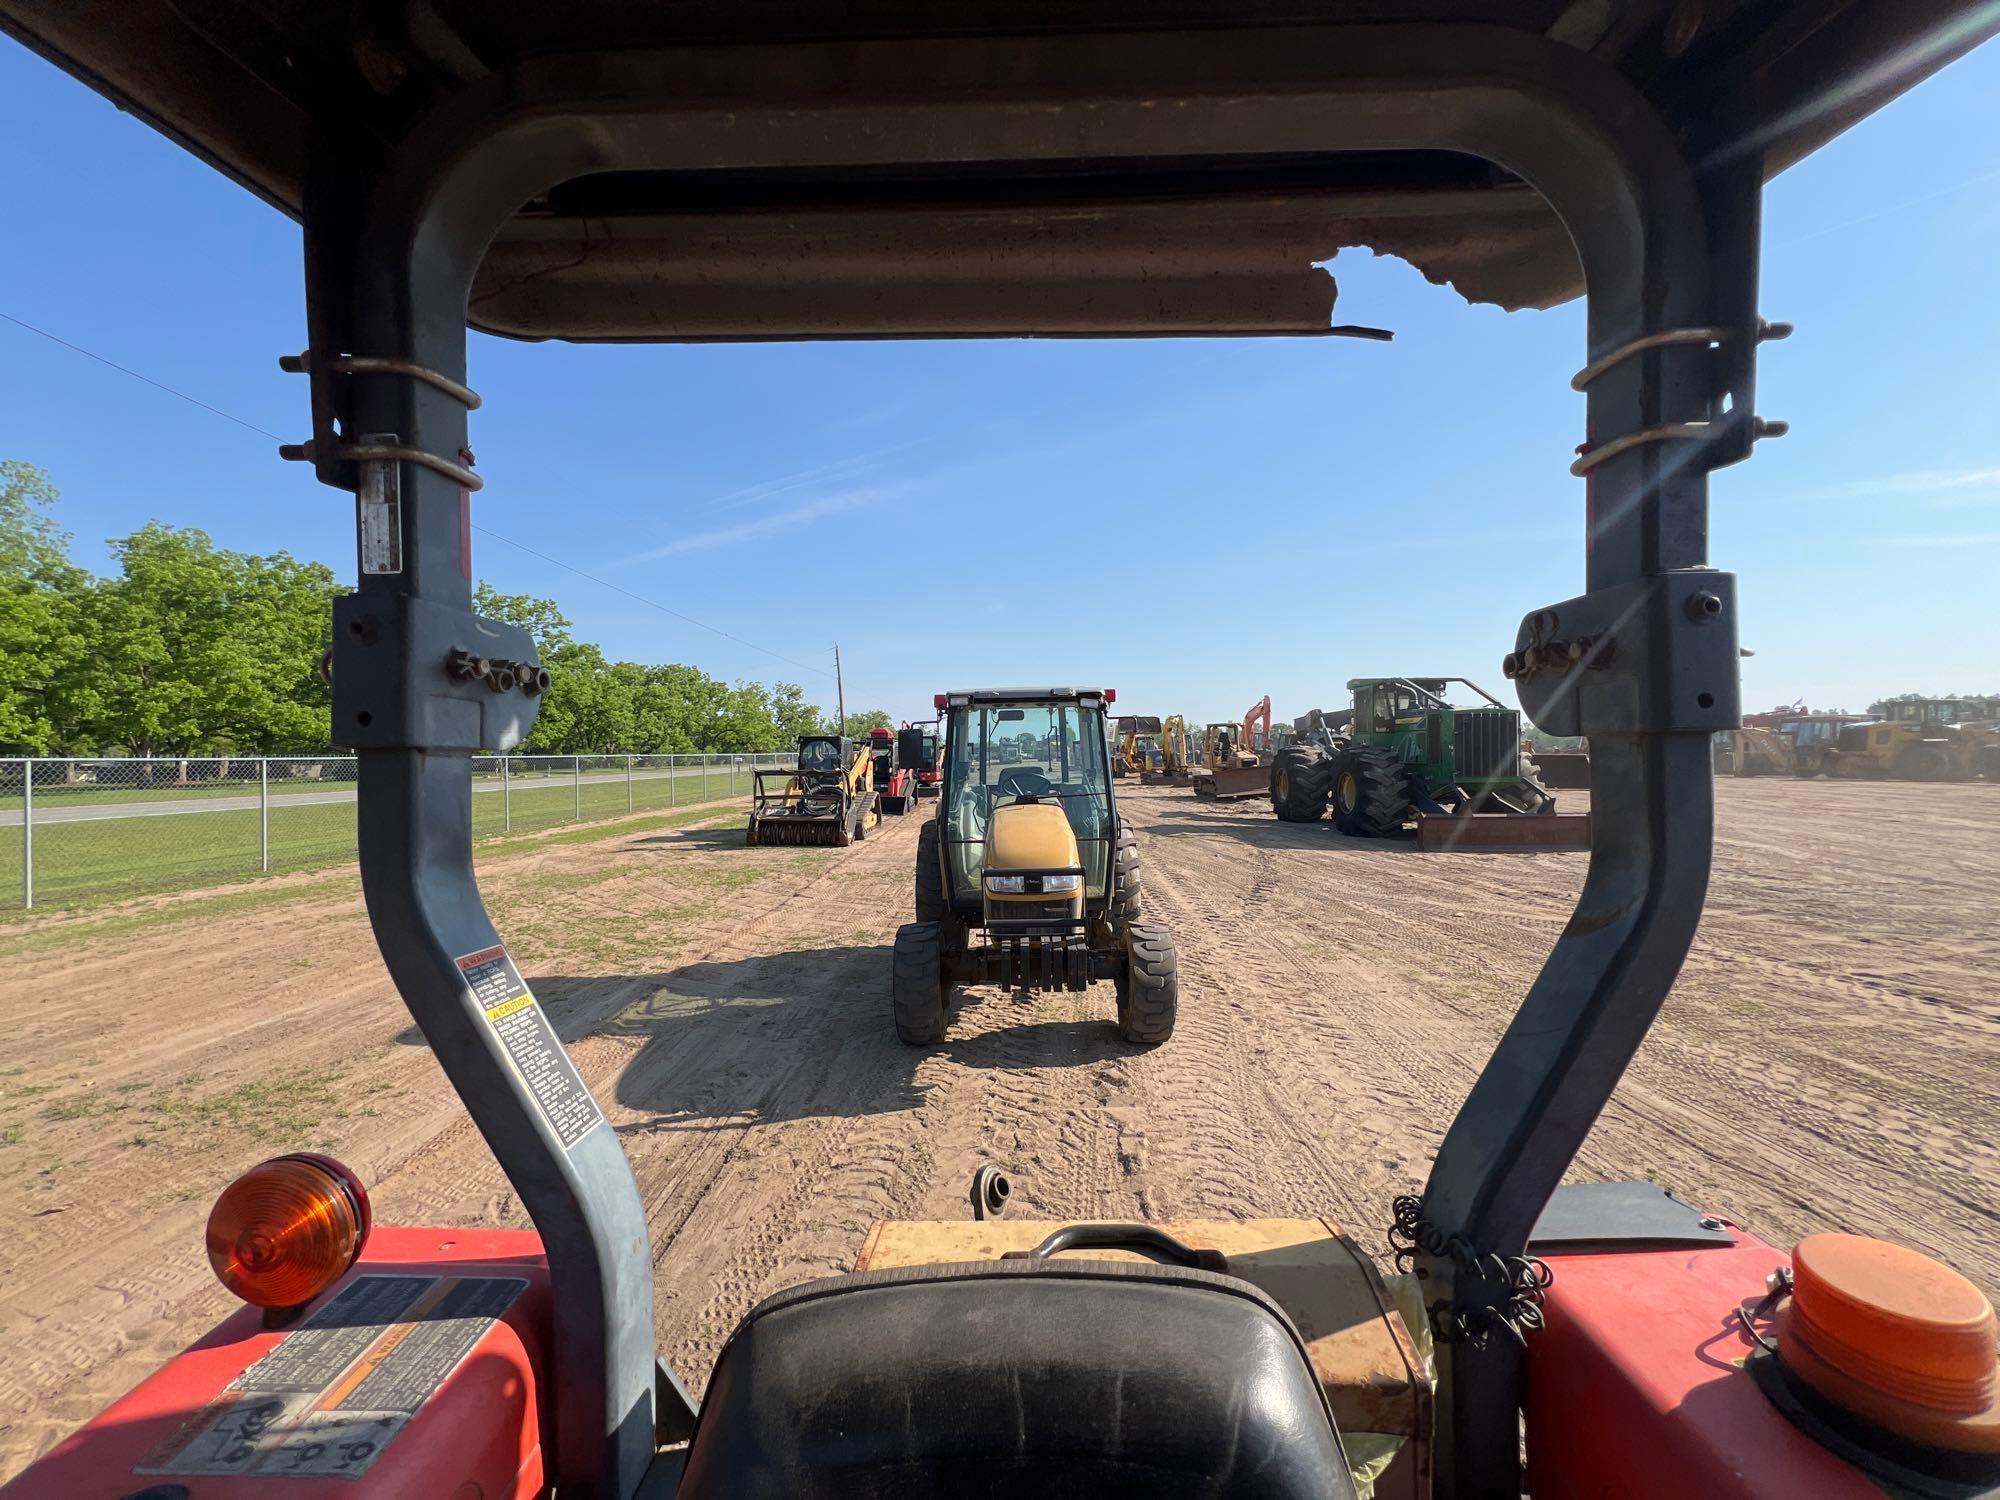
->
2;778;1997;1481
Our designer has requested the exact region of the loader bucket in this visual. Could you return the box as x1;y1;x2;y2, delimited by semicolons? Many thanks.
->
1415;812;1592;852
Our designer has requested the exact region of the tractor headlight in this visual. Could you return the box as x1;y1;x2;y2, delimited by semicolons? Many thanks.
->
1042;874;1082;893
986;875;1027;894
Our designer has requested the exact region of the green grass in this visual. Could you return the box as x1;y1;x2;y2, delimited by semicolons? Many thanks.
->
0;768;761;912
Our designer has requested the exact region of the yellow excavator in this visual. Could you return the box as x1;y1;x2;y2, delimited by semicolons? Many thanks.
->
1140;714;1194;786
746;734;881;845
1111;715;1163;778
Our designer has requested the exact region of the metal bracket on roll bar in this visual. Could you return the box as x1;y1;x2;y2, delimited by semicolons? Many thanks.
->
1567;320;1792;475
1504;571;1741;738
277;351;486;490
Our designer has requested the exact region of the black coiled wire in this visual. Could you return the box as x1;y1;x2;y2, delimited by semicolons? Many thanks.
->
1389;1194;1554;1350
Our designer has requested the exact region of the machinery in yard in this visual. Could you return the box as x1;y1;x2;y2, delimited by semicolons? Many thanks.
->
1269;678;1586;850
7;6;1997;1500
896;688;1172;1047
1792;709;1984;782
1111;714;1163;778
1140;713;1194;785
1192;695;1274;801
868;725;919;814
745;734;879;845
898;721;944;800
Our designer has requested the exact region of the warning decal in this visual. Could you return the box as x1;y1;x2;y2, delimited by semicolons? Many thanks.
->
136;1274;525;1481
456;944;606;1150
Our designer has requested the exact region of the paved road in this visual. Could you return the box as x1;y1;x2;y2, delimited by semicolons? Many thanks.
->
0;765;755;827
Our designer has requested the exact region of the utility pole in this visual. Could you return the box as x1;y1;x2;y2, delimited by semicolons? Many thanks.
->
834;642;847;738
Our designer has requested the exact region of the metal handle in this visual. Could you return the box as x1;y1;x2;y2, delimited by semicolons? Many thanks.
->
1001;1222;1229;1273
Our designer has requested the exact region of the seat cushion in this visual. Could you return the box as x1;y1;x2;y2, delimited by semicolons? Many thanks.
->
678;1258;1357;1499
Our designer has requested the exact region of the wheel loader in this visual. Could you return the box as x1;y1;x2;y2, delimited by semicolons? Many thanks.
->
1110;714;1163;778
8;8;1998;1500
745;734;879;845
896;689;1173;1047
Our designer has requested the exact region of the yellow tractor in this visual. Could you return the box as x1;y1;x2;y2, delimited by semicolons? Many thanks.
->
746;734;880;845
896;689;1175;1046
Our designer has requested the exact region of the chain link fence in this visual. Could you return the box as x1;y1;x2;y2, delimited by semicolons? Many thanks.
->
0;752;798;910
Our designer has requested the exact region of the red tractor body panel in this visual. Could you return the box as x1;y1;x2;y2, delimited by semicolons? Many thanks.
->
1528;1228;1887;1500
4;1227;552;1500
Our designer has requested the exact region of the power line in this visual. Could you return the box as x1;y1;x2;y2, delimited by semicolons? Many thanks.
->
0;307;847;688
1;310;287;441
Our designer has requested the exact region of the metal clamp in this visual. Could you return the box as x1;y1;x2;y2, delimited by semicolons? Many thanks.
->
1569;319;1792;392
279;438;484;491
279;351;482;409
1569;416;1787;477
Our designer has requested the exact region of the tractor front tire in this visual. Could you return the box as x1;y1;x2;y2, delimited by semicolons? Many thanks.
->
1115;923;1178;1045
1270;745;1332;822
893;921;949;1045
1111;820;1143;922
1330;747;1412;837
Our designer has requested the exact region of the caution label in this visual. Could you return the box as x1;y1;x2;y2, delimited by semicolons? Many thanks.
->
136;1274;525;1481
456;944;606;1151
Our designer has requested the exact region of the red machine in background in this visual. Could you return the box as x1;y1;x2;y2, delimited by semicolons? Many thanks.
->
869;726;919;814
901;719;943;800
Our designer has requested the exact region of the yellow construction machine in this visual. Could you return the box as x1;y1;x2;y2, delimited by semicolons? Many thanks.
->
746;734;881;845
1791;704;1985;782
1140;714;1194;786
1111;715;1163;778
1192;695;1273;801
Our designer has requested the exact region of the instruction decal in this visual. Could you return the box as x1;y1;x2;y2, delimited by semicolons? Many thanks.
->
356;451;402;576
136;1273;525;1480
457;944;606;1150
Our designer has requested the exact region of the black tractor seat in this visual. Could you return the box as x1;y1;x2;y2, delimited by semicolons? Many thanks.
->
677;1256;1358;1499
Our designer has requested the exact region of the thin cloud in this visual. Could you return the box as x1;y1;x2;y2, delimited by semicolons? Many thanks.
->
1888;530;2000;548
1790;466;2000;502
701;434;946;513
627;483;906;561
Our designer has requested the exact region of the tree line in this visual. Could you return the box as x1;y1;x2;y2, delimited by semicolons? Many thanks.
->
0;461;887;757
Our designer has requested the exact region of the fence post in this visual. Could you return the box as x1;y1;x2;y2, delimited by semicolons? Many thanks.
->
575;756;583;821
21;757;31;911
260;757;270;872
703;757;710;802
670;755;678;808
502;754;512;832
627;754;634;814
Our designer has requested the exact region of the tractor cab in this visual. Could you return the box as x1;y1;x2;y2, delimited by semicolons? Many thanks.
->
895;689;1174;1047
795;735;844;774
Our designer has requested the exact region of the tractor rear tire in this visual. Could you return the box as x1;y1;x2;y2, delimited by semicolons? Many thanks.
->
1270;745;1332;822
1893;745;1950;782
1330;747;1411;837
1111;820;1143;922
1981;747;2000;782
914;819;947;923
1115;923;1178;1045
893;921;949;1045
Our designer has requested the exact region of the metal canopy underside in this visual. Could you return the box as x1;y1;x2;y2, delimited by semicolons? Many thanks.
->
4;0;1991;338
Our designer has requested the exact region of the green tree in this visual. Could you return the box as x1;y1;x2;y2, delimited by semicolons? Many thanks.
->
770;681;828;744
0;462;97;752
841;709;892;739
474;581;574;655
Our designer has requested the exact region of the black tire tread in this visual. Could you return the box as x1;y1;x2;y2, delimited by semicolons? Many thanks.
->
1111;819;1143;922
1116;922;1178;1045
913;819;948;923
892;921;948;1045
1270;744;1333;823
1332;746;1412;837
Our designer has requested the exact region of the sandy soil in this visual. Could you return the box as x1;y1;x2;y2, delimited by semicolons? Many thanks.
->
2;778;1996;1480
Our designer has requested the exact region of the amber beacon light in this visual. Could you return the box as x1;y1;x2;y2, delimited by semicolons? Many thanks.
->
205;1153;372;1310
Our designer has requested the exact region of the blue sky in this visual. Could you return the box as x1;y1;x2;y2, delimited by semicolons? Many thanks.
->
1;37;1995;728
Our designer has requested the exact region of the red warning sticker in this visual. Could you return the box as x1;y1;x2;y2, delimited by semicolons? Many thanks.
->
455;944;606;1150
